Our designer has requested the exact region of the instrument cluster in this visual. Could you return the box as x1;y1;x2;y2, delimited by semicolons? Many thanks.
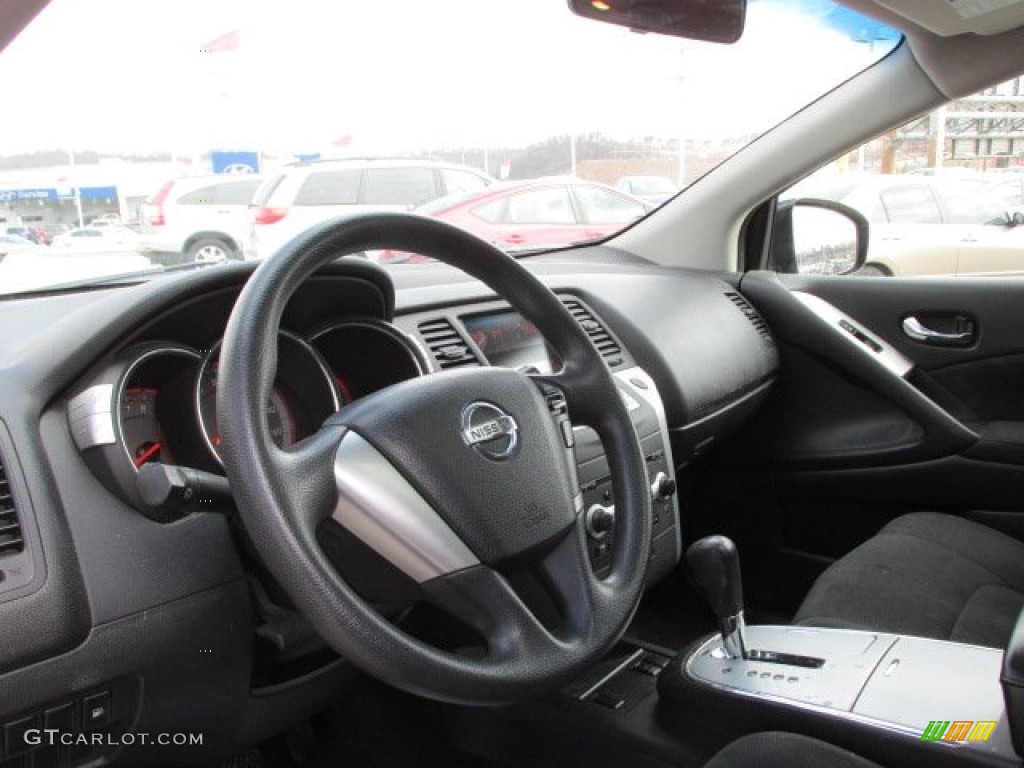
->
69;320;426;514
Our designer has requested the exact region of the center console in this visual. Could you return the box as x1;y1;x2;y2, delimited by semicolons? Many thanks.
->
656;535;1022;767
518;533;1023;768
577;367;680;583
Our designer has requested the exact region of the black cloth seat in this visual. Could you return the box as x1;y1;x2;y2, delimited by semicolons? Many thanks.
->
704;732;881;768
795;512;1024;648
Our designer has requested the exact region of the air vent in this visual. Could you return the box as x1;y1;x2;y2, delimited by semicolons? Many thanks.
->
562;298;624;367
0;453;24;557
418;318;481;369
725;292;773;345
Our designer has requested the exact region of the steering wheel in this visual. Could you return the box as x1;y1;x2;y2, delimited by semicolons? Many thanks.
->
217;213;652;704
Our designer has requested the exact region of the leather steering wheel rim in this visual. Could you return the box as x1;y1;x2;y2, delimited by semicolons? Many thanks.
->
217;212;652;704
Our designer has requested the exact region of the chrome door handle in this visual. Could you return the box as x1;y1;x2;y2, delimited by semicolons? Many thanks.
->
902;315;974;345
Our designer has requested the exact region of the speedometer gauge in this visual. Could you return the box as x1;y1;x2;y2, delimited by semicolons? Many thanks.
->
197;359;297;460
195;332;338;467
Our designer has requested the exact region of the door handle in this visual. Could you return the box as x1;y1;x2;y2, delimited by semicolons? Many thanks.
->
902;315;975;346
504;233;525;244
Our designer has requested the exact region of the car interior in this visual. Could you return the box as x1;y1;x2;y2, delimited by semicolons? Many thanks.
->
3;0;1024;767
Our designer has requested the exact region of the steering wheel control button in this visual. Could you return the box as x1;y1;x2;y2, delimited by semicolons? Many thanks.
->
560;419;575;448
460;401;519;461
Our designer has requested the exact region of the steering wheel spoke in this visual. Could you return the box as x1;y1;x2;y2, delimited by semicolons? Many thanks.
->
331;430;480;584
272;423;348;532
536;516;609;641
421;564;563;662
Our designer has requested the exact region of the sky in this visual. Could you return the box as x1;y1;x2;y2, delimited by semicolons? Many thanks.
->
0;0;898;157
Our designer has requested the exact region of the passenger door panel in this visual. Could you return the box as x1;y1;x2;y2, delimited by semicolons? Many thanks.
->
696;272;1024;613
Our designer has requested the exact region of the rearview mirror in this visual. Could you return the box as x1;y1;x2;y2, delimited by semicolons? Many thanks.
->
772;198;868;276
567;0;745;43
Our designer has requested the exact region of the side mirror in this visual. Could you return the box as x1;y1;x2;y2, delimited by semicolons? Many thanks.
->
771;198;868;276
1011;211;1024;228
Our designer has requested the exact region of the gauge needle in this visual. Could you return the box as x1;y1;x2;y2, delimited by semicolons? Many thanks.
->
134;442;162;467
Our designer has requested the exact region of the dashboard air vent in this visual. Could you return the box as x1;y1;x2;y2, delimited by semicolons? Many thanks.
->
0;452;24;557
418;318;481;369
725;292;773;345
562;298;624;367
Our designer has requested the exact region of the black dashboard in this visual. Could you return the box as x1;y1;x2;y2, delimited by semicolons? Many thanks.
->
0;252;778;765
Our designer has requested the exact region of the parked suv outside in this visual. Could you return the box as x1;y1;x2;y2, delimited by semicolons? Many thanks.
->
141;175;263;265
247;158;492;259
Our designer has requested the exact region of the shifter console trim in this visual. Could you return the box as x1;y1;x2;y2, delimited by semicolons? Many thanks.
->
687;626;892;713
682;626;1016;759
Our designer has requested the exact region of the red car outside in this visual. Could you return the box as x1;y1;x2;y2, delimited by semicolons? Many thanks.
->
378;177;652;263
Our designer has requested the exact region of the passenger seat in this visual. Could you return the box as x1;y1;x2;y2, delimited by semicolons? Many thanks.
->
795;512;1024;649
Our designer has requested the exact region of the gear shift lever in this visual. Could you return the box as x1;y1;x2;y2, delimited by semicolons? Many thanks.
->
687;535;748;659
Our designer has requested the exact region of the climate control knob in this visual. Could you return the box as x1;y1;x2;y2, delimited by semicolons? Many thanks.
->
650;471;677;501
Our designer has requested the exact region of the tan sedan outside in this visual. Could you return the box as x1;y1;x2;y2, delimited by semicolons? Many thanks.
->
795;175;1024;277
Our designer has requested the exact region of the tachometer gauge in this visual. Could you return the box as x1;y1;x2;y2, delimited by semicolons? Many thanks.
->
112;346;201;475
68;344;203;511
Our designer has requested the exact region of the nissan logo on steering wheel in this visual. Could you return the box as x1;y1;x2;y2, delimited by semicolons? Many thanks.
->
460;401;519;461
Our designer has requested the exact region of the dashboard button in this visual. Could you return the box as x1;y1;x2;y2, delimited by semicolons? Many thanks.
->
5;715;39;757
43;703;74;734
81;692;111;730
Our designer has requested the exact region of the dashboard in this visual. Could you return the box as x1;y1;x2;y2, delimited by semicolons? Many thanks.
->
0;253;778;766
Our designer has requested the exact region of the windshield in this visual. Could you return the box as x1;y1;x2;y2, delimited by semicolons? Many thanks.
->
623;177;678;196
0;0;899;294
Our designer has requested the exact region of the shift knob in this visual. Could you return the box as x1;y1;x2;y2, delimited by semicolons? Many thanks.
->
687;535;747;658
687;535;743;618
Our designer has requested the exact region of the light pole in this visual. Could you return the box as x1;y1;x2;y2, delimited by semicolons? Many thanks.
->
68;147;84;228
676;45;687;187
